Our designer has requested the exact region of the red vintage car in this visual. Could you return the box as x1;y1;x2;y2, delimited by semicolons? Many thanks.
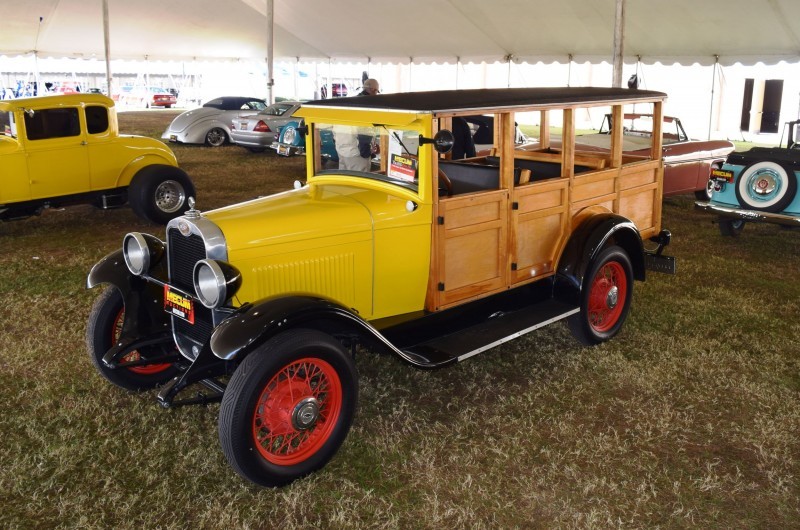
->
574;114;735;200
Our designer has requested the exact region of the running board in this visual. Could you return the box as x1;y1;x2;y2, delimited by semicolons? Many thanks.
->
400;300;579;367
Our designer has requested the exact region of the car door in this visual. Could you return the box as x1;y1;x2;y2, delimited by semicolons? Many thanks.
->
22;106;91;199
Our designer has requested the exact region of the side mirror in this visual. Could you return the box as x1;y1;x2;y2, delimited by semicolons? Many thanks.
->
419;129;454;154
24;108;35;118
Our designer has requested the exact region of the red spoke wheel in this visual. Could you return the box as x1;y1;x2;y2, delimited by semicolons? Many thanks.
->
219;329;357;487
86;287;178;390
568;246;633;346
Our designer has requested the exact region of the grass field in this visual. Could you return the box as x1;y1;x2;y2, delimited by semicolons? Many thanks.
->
1;110;798;529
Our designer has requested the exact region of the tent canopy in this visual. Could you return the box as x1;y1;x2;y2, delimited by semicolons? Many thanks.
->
4;0;800;66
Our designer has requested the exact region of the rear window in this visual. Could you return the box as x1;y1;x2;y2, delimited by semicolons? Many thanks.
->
85;106;109;134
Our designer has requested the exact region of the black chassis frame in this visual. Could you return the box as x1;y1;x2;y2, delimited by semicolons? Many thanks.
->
87;212;672;408
1;186;128;221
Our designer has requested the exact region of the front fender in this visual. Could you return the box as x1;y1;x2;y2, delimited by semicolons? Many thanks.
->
209;295;368;361
87;248;171;339
554;213;645;305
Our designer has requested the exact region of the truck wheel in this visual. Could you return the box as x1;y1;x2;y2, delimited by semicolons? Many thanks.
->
735;160;797;213
85;287;177;391
218;329;358;487
205;127;227;147
719;219;745;237
129;165;195;224
568;245;633;346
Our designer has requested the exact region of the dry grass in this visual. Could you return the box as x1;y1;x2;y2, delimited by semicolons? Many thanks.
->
1;110;798;529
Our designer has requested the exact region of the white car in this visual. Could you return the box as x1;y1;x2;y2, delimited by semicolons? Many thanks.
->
162;96;266;147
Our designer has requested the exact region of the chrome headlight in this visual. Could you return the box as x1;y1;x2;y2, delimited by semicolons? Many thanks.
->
123;232;164;276
193;259;241;309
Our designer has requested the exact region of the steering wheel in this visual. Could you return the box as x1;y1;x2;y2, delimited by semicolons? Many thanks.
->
438;168;453;197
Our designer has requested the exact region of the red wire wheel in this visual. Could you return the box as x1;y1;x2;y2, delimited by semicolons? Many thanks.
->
86;287;178;390
251;357;343;465
112;308;172;375
586;260;628;333
568;245;633;346
219;329;358;487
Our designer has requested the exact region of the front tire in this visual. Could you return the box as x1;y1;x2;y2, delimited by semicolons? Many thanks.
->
219;329;358;487
86;287;177;391
205;127;227;147
568;245;633;346
128;165;195;224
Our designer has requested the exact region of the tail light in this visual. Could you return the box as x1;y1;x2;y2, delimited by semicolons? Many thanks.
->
254;120;271;133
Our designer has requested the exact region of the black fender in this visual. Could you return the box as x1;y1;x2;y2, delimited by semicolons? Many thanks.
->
554;213;645;306
210;295;420;365
86;248;171;340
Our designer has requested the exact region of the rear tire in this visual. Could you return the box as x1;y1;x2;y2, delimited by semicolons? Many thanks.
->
128;165;195;224
219;329;358;487
568;246;633;346
205;127;227;147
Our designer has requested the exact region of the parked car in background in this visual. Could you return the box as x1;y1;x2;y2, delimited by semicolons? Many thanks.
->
567;114;735;200
229;100;303;152
696;119;800;236
162;96;266;147
119;86;177;109
85;86;675;488
320;83;348;98
0;94;194;224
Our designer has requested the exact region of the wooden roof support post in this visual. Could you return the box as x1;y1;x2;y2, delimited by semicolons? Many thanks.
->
561;108;575;179
539;110;550;150
610;104;624;167
499;112;515;188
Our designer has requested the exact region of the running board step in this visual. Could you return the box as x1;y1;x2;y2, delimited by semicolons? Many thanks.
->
401;300;579;367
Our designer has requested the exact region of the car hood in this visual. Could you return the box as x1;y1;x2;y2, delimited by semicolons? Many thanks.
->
203;185;373;257
166;107;221;132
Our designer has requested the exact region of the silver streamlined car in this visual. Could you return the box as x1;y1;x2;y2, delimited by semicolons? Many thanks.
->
229;100;302;152
162;96;266;147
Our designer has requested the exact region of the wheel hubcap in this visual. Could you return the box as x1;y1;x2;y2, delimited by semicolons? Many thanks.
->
292;397;320;430
753;173;777;196
154;180;185;213
605;285;619;309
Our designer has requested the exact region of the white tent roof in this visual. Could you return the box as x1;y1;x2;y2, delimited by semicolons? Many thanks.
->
4;0;800;66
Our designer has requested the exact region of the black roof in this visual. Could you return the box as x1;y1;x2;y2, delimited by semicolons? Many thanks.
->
203;96;265;110
303;87;667;113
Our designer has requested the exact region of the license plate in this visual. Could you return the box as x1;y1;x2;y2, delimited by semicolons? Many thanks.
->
277;144;291;156
711;168;734;182
164;285;195;324
241;122;249;130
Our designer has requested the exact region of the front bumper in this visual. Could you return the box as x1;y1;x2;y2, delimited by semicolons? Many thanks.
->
271;141;303;156
695;201;800;228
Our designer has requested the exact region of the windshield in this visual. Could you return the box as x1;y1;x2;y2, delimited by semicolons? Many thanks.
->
312;122;423;192
262;103;295;116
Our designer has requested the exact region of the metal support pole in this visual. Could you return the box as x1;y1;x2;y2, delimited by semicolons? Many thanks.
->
266;0;274;104
102;0;112;97
707;55;719;140
612;0;625;87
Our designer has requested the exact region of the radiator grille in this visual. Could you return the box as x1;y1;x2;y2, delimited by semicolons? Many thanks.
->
168;229;206;292
167;228;211;348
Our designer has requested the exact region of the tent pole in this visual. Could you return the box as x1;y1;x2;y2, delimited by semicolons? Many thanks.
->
102;0;112;97
265;0;274;104
707;55;719;140
612;0;625;87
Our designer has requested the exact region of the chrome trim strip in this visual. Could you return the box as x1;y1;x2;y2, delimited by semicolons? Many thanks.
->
695;201;800;227
456;308;580;363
